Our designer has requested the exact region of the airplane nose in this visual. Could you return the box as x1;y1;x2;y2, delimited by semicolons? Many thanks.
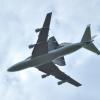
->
7;67;14;72
7;65;18;72
7;63;22;72
7;61;30;72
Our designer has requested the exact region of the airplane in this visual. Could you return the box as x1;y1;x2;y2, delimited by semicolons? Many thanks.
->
7;12;100;87
29;36;66;66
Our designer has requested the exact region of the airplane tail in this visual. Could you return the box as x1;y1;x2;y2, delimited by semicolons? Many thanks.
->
81;24;100;55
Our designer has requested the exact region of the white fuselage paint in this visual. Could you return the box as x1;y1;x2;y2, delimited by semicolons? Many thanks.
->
8;43;82;71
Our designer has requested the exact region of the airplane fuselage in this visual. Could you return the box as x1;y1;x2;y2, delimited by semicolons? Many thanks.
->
8;42;83;72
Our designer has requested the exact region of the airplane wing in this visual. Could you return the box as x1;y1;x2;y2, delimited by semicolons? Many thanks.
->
32;12;52;57
37;63;81;87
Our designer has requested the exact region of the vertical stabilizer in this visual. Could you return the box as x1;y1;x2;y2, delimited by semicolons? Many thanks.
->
81;24;91;42
81;25;100;55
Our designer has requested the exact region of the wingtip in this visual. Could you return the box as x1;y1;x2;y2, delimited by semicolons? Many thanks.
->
87;24;91;27
47;12;52;15
97;52;100;55
77;83;82;87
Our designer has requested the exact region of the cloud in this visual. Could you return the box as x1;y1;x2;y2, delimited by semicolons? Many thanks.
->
0;0;100;100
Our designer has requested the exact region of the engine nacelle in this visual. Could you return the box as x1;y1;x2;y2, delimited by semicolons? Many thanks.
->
57;80;66;85
41;74;49;78
28;44;35;49
35;28;42;33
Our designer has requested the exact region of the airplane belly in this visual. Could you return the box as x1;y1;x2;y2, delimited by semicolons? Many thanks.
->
8;43;82;72
29;43;82;67
47;43;82;59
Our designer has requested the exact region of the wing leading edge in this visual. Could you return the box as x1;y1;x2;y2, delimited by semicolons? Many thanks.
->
32;12;52;57
37;63;81;87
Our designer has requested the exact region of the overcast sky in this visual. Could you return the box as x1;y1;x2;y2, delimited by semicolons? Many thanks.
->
0;0;100;100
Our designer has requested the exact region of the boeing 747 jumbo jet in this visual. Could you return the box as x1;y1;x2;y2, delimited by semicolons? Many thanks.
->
8;12;100;87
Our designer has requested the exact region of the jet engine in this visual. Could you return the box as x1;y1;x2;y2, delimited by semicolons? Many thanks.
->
28;44;35;49
35;28;42;32
58;80;66;85
35;27;48;32
48;36;66;66
41;74;49;78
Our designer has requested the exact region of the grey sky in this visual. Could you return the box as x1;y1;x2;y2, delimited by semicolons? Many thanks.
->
0;0;100;100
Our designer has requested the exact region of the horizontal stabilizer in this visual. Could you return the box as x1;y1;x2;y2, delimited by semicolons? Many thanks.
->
53;57;66;66
84;43;100;55
48;36;66;66
48;36;59;51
